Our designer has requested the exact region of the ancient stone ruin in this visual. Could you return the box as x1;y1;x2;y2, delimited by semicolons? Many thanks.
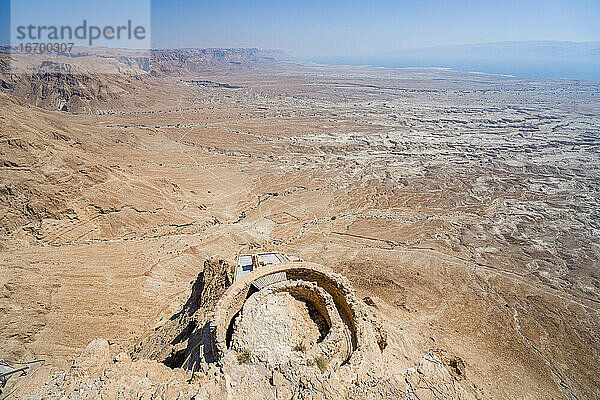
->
209;262;370;372
21;258;479;399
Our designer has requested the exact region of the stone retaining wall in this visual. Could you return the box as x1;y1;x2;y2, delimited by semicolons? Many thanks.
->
211;262;366;369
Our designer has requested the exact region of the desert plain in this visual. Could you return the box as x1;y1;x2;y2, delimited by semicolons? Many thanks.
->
0;49;599;399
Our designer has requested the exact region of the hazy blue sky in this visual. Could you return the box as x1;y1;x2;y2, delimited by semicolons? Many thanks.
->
2;0;599;57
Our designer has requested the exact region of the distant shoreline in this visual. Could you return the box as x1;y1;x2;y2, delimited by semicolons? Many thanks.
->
304;56;600;81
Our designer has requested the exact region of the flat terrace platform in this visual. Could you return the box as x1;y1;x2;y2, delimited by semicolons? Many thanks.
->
235;252;289;282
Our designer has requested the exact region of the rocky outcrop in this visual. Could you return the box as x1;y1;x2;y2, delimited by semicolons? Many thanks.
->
21;259;481;400
22;339;227;400
132;258;234;368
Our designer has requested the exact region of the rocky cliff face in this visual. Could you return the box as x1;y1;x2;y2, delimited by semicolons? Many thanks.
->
132;259;233;368
0;69;146;112
0;48;293;112
150;48;293;76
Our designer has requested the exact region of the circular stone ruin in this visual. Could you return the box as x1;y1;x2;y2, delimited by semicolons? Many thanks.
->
211;262;367;372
